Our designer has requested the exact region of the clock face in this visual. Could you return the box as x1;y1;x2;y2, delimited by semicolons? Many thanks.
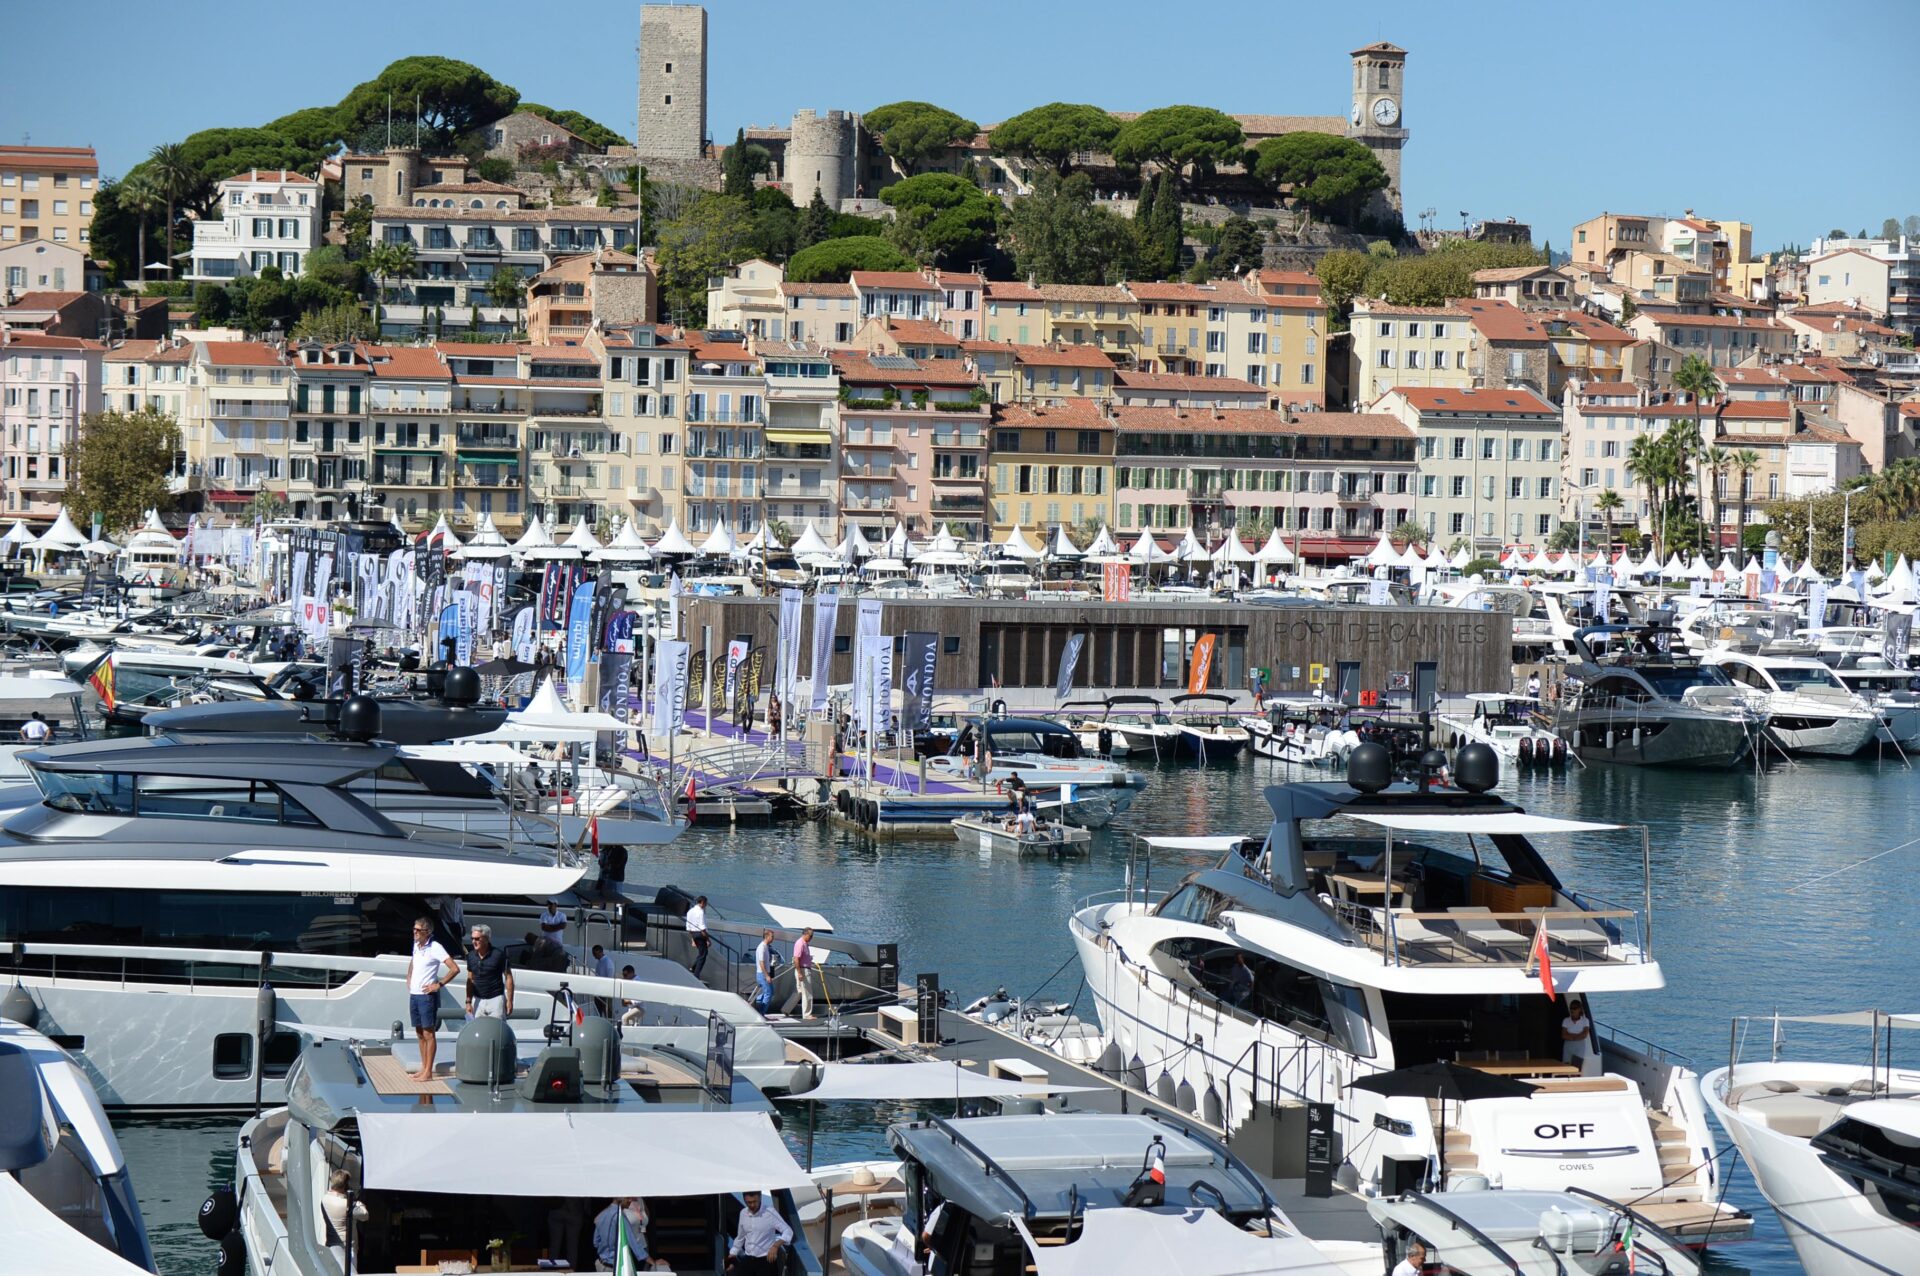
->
1350;103;1362;127
1372;97;1400;127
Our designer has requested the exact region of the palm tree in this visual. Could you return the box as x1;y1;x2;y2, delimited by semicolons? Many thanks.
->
1595;488;1624;552
485;266;526;332
114;173;163;285
1672;354;1722;553
147;143;199;281
1702;445;1731;551
1625;434;1664;551
363;242;417;327
1732;449;1761;539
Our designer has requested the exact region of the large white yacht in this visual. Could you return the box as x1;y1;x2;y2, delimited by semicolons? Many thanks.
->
1701;1012;1920;1276
0;727;803;1111
1066;745;1751;1244
1699;650;1882;757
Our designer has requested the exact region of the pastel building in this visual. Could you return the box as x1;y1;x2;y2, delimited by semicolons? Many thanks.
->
1373;386;1561;551
187;170;322;283
0;331;101;524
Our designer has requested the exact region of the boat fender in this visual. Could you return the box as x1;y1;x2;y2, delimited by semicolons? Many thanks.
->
198;1188;238;1239
1605;730;1615;751
216;1229;246;1276
995;779;1007;795
1631;727;1643;749
1175;1077;1197;1114
1127;1054;1148;1092
1518;737;1534;766
992;699;1006;715
1154;1070;1176;1104
1202;1083;1224;1126
0;984;36;1028
1098;728;1113;756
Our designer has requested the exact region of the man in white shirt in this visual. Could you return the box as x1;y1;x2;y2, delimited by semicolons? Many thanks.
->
407;918;460;1082
1390;1239;1427;1276
19;712;50;744
686;895;711;978
725;1189;792;1275
1561;997;1601;1076
539;899;567;940
753;929;775;1013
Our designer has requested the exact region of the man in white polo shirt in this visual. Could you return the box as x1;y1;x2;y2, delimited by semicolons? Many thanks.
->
686;895;711;978
407;918;460;1082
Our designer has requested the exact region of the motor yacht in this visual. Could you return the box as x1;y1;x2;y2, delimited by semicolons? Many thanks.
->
1701;1011;1920;1276
1673;601;1817;658
0;726;804;1111
1168;692;1251;762
1246;695;1351;763
1061;694;1183;759
836;1112;1377;1275
69;647;285;728
1063;747;1752;1244
1366;1187;1700;1276
0;1018;157;1273
1817;655;1920;748
1552;625;1758;767
1699;650;1881;757
928;716;1147;816
224;1025;817;1275
1435;694;1571;768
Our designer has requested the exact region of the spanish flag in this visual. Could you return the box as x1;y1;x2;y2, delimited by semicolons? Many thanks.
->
88;656;116;713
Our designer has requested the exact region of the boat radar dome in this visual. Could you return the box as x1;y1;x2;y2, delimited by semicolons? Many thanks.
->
1346;742;1393;792
454;1016;517;1086
575;1017;621;1087
338;695;383;742
443;665;481;707
1454;742;1500;793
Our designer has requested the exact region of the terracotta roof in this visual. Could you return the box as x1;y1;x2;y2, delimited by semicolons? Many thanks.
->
1458;298;1549;342
991;400;1111;429
1114;371;1265;394
104;339;163;362
1386;387;1557;415
0;146;97;172
932;271;985;286
4;290;89;312
1033;284;1133;304
1125;281;1257;304
1641;312;1786;331
830;351;980;386
1898;402;1920;418
372;205;638;223
409;180;520;197
689;343;759;365
849;271;937;290
1472;266;1558;283
1112;406;1413;439
780;282;854;298
873;318;961;347
1791;302;1878;318
1253;269;1320;290
434;341;527;358
1002;342;1116;369
0;331;100;351
527;344;598;362
1541;310;1636;344
1352;301;1469;318
985;281;1043;302
1638;398;1790;420
224;169;314;184
359;344;450;379
201;341;287;368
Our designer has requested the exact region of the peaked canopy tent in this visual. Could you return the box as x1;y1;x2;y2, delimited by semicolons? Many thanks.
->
788;523;833;558
457;513;513;560
998;526;1044;561
590;521;654;563
1127;530;1172;565
834;525;873;562
1254;529;1296;568
508;514;555;555
1084;525;1120;557
651;520;698;556
1211;534;1256;565
1791;557;1824;583
425;514;464;553
32;508;87;551
1449;546;1473;570
1048;525;1083;559
699;521;741;558
927;524;962;555
1422;542;1451;572
561;519;603;553
1364;533;1403;569
1171;528;1210;564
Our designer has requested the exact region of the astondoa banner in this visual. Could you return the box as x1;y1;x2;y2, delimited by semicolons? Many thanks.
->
652;638;690;738
808;591;841;714
855;632;893;733
900;631;939;731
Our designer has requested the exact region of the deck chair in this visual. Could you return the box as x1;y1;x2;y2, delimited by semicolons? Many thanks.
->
1523;906;1612;961
1380;909;1455;962
1446;906;1531;957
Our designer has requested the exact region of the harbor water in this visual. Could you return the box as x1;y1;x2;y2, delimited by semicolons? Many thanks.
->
129;750;1920;1275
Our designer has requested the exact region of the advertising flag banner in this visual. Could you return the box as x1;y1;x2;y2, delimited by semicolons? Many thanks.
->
652;639;690;738
564;581;598;684
809;592;841;713
777;588;804;710
1055;633;1086;703
724;640;749;706
900;631;939;731
1188;633;1217;695
855;633;893;733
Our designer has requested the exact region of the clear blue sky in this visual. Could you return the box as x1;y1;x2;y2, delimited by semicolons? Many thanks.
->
2;0;1907;251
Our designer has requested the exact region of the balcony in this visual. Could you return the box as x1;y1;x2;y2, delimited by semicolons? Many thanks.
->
1336;485;1374;503
456;428;520;449
841;495;895;512
211;401;290;420
530;402;605;420
454;399;524;416
932;428;985;448
763;478;828;499
932;495;985;513
1156;343;1189;356
15;476;65;492
538;483;584;498
455;469;521;488
1186;485;1225;504
685;410;765;425
372;402;452;415
842;463;894;479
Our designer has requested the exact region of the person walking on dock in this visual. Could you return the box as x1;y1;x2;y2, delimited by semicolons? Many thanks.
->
753;928;778;1013
687;895;711;977
783;928;818;1019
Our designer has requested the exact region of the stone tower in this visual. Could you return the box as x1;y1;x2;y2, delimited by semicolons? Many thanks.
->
1346;41;1407;214
637;4;707;160
787;110;858;207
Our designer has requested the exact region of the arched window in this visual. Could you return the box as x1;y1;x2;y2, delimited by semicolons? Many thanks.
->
413;198;425;207
470;199;483;209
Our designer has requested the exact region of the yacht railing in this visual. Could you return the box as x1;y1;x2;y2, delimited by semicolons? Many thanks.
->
1328;899;1646;969
1561;1188;1687;1276
1398;1190;1532;1276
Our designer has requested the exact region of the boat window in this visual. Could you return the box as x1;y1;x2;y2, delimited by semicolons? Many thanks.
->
1642;666;1731;698
1767;665;1844;692
1153;936;1371;1054
137;776;292;823
1811;1114;1920;1213
1154;884;1227;925
36;770;137;815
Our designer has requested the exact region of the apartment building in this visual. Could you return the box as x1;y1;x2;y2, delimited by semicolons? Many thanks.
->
1002;343;1115;406
705;259;786;338
517;345;612;533
0;146;98;247
1801;235;1920;335
1031;285;1140;362
1570;211;1660;270
982;281;1045;345
1799;249;1889;315
186;170;322;283
1347;301;1473;404
1470;265;1571;308
524;249;655;345
1;240;101;299
194;341;293;517
776;282;857;346
0;331;100;524
830;351;985;538
370;201;639;336
600;324;692;537
286;342;371;523
679;334;765;536
986;399;1114;538
758;339;838;537
1560;380;1650;532
1372;386;1561;551
1125;279;1328;409
1113;407;1416;562
1112;371;1267;410
1626;311;1793;372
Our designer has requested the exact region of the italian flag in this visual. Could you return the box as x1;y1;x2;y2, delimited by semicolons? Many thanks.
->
615;1209;639;1276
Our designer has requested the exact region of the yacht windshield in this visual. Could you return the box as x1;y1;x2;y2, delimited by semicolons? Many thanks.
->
34;769;321;825
1768;666;1844;691
1642;666;1730;698
36;770;136;815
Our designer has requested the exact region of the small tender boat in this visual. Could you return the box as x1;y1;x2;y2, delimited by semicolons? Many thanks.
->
1167;691;1249;762
951;812;1091;856
1436;692;1571;767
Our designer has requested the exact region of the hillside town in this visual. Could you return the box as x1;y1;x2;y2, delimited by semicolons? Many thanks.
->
7;6;1913;569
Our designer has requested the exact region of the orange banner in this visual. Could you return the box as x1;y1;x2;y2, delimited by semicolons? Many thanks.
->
1187;633;1216;695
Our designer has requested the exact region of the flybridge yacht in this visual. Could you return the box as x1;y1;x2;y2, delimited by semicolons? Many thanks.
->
1701;1012;1920;1276
1552;624;1758;767
1699;649;1881;757
1067;746;1751;1244
0;724;794;1112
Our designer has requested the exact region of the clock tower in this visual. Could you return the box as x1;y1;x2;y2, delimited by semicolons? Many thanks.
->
1347;41;1407;216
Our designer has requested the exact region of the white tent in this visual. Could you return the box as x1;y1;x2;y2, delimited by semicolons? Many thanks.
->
1449;546;1473;569
1880;554;1917;601
1395;541;1429;570
1085;524;1120;557
1866;558;1887;582
1172;528;1209;563
1791;557;1823;583
1128;530;1171;564
509;514;554;554
590;520;654;562
836;525;873;561
426;514;463;552
1211;534;1256;564
1048;525;1083;558
788;522;832;558
1500;547;1525;569
1254;528;1296;566
561;518;603;553
1715;553;1742;577
457;512;513;559
651;519;697;556
1660;553;1690;580
2;520;34;547
79;538;121;556
1638;549;1665;578
1422;542;1451;572
699;521;740;557
498;678;631;736
743;524;774;552
1364;534;1402;568
928;524;961;555
999;526;1044;560
1685;554;1714;580
33;508;86;550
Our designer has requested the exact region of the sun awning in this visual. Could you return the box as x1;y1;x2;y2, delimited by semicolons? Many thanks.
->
765;429;832;446
1141;835;1255;852
761;902;833;933
455;451;518;464
356;1111;812;1196
795;1061;1099;1102
1349;813;1628;835
0;1176;153;1275
399;743;531;766
1767;1011;1920;1028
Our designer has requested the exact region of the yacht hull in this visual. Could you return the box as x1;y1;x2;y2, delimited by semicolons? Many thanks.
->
1554;710;1753;767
